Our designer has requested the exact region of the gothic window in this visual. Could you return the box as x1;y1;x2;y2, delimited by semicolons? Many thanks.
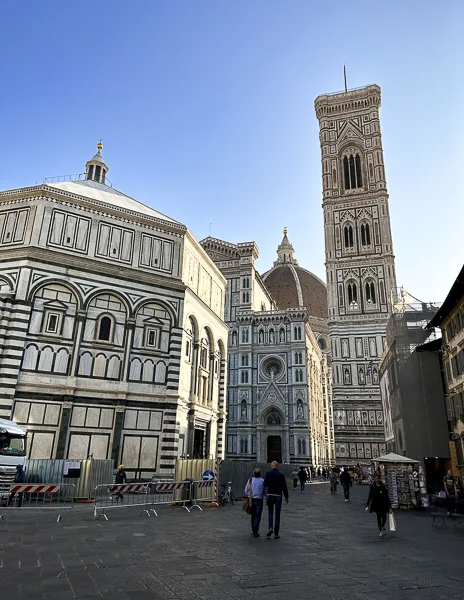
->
242;292;250;303
360;223;371;246
347;282;358;309
294;326;302;341
294;352;302;364
241;370;249;384
344;225;354;248
241;354;249;367
365;280;376;305
240;436;248;453
297;437;306;455
343;153;363;189
97;315;112;342
242;277;250;289
295;369;303;382
241;329;249;344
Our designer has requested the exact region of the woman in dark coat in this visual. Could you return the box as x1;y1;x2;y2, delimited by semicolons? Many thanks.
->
365;473;391;536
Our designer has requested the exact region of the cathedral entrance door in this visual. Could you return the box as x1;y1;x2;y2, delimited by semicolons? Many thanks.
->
267;436;282;463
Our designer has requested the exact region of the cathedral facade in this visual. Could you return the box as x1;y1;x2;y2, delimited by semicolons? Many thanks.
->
314;84;397;463
201;232;334;466
0;144;228;476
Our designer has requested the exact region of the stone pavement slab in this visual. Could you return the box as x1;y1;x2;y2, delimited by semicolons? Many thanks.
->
1;482;463;599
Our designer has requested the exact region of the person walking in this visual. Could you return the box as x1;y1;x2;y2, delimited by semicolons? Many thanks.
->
365;473;392;536
115;464;127;501
340;468;352;502
263;461;289;540
298;466;308;494
245;468;265;537
329;470;338;494
443;469;460;515
7;464;25;507
292;469;299;490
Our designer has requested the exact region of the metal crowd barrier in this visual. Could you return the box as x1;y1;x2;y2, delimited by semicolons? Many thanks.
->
93;483;153;520
190;480;218;511
0;483;75;522
149;482;185;515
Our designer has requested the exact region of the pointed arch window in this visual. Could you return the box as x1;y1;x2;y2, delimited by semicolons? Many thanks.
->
297;437;306;455
360;223;371;246
241;354;249;367
241;370;249;384
347;282;358;305
240;436;248;453
294;352;302;365
241;329;249;344
365;281;376;304
344;225;354;248
294;326;302;341
242;292;250;303
343;153;363;189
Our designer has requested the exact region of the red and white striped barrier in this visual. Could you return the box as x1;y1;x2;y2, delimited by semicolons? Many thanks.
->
108;483;147;494
154;482;183;492
10;484;61;494
190;480;219;510
196;481;214;489
0;483;75;522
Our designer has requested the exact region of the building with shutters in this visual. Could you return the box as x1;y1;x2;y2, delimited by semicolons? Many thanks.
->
0;143;228;476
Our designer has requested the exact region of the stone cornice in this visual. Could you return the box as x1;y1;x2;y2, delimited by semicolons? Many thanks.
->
0;185;187;237
315;84;381;120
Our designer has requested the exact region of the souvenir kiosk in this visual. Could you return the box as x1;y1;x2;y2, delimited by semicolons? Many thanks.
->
371;453;428;509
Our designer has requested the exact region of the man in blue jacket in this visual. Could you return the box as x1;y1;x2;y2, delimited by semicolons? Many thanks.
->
340;468;352;502
263;461;289;539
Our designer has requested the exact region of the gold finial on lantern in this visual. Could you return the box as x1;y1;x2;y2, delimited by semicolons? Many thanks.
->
97;139;103;151
283;227;288;236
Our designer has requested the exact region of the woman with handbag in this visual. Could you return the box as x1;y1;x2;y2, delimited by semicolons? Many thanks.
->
244;468;265;537
365;472;392;537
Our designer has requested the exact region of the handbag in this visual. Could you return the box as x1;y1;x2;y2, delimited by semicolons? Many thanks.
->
242;478;253;515
388;511;396;532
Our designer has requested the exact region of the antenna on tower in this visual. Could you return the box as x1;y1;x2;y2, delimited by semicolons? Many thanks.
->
344;64;348;93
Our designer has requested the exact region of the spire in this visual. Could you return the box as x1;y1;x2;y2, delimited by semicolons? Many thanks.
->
85;140;109;184
274;227;298;266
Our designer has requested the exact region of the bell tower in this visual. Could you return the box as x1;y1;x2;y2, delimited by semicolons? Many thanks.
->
314;84;397;463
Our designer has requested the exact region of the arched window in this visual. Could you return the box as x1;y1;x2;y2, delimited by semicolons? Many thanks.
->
242;277;250;289
242;292;250;303
241;370;249;384
344;225;354;248
347;283;358;306
97;316;112;341
343;153;363;189
241;329;249;344
297;437;306;455
365;281;376;304
361;223;371;246
294;326;302;341
295;369;303;382
241;354;249;367
295;352;302;364
240;436;248;453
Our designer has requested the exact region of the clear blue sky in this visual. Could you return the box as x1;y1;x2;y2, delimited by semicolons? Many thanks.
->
1;1;462;302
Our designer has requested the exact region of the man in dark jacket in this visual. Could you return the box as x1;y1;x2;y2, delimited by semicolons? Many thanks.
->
8;464;25;507
263;461;289;539
298;467;308;494
115;464;127;501
340;468;352;502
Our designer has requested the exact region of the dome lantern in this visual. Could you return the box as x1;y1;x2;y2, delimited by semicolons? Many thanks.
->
85;139;108;184
275;227;298;266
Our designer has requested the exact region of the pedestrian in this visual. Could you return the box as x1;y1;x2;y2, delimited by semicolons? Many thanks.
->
306;467;312;484
263;461;289;540
443;469;460;515
292;469;299;490
340;468;352;502
365;473;392;537
7;464;25;507
298;466;308;494
245;468;265;537
115;464;127;501
329;470;338;494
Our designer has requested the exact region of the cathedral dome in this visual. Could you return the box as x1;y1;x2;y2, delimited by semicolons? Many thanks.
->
262;229;328;320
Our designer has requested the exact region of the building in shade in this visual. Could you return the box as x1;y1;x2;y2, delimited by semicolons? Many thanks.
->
201;230;334;466
428;265;464;477
378;298;449;471
0;143;228;475
314;84;398;463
